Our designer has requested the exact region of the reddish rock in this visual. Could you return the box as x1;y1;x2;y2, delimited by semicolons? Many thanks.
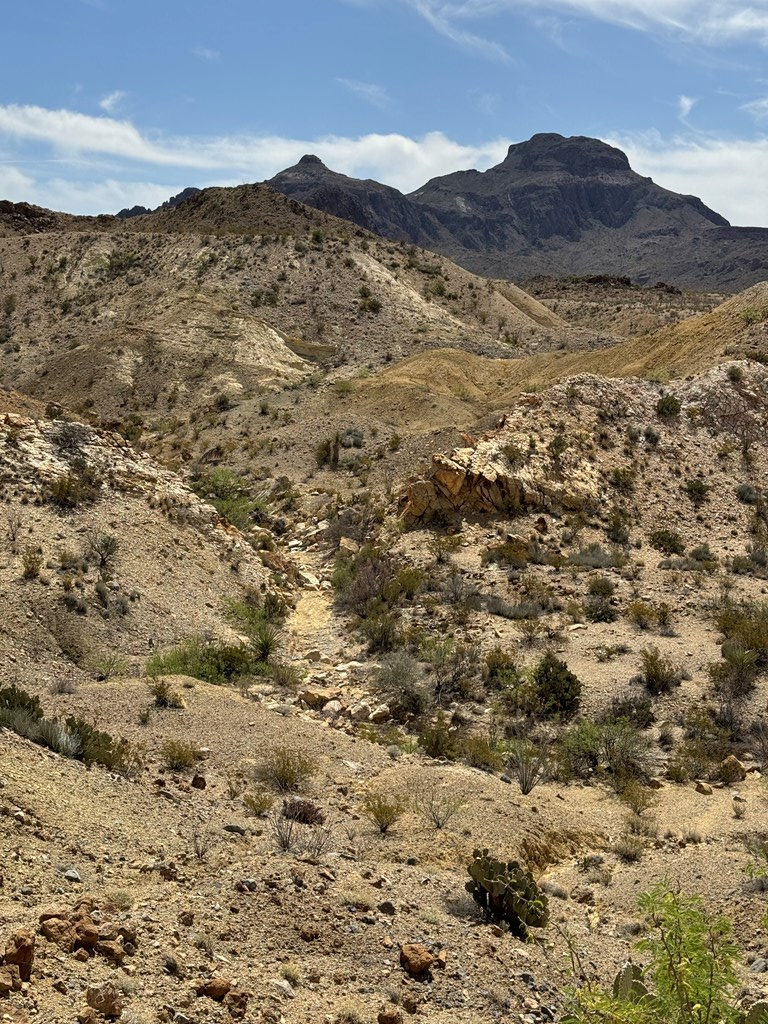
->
5;928;34;981
399;942;434;976
96;939;125;962
196;976;232;1000
39;917;76;951
0;965;18;995
74;919;100;949
225;987;250;1018
378;1007;404;1024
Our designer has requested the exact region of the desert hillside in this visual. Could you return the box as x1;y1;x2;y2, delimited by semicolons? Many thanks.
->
0;181;768;1024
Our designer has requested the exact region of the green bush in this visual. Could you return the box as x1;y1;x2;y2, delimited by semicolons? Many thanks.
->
255;745;317;792
562;883;754;1024
145;636;266;685
649;529;684;555
531;651;581;716
638;646;681;695
161;739;203;770
716;601;768;668
655;394;681;418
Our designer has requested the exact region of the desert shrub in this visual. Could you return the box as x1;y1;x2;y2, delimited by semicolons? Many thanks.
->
21;544;43;579
562;884;745;1024
282;798;325;825
649;529;684;555
638;646;681;695
145;636;265;685
332;547;394;616
506;739;549;794
555;720;602;779
568;543;625;570
250;621;282;662
47;459;102;508
531;651;581;716
683;477;710;507
413;784;465;829
606;506;631;544
189;467;267;531
627;600;657;630
161;739;202;770
655;394;681;418
736;482;759;504
585;596;618;622
83;530;119;578
465;848;548;939
482;536;530;569
242;789;275;816
373;651;429;721
716;601;768;667
610;467;636;493
255;745;317;792
599;720;651;783
612;833;646;862
362;788;408;833
600;693;655;729
147;678;185;709
588;575;616;598
458;732;505;772
418;712;458;759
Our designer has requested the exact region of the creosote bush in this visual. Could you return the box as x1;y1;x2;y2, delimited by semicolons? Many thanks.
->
361;788;408;834
255;745;317;793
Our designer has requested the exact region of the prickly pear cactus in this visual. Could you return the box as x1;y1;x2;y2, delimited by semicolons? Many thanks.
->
465;848;549;938
611;962;648;1002
744;1001;768;1024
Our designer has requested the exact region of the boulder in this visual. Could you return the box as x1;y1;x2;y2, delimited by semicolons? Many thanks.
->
86;981;124;1018
400;942;434;976
5;928;34;981
196;976;232;1000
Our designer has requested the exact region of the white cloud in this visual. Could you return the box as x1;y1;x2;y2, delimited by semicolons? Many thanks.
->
0;165;35;203
742;96;768;120
0;103;510;191
336;78;391;108
677;94;697;120
402;1;768;50
605;131;768;226
2;102;768;226
99;90;126;114
193;46;221;60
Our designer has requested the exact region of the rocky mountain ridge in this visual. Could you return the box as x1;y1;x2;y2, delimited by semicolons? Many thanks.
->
268;133;768;291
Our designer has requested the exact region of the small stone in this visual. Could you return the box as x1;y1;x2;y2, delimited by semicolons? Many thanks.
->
63;869;81;883
377;901;396;916
377;1007;404;1024
270;978;295;999
695;781;713;795
750;958;768;973
191;774;206;790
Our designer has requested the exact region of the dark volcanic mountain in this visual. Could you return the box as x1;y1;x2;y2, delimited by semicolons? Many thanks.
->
267;155;452;249
116;186;201;219
269;133;768;291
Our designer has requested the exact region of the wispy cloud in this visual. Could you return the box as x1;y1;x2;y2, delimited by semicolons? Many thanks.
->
99;90;126;114
403;1;768;49
677;94;697;120
337;78;391;108
742;96;768;120
411;0;511;60
193;46;220;61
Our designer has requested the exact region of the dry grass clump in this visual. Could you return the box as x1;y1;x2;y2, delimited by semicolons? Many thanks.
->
255;744;318;792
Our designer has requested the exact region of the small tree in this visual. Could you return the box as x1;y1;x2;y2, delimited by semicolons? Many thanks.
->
531;651;581;716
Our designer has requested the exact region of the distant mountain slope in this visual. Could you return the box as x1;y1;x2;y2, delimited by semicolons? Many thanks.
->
116;186;202;219
268;133;768;291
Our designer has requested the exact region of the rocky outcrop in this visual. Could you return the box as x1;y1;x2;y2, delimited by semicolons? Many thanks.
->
400;424;600;525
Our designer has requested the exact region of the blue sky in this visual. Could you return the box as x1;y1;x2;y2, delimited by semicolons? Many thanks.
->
2;0;768;224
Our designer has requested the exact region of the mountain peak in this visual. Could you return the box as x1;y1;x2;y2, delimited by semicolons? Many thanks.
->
297;154;326;168
502;133;630;175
